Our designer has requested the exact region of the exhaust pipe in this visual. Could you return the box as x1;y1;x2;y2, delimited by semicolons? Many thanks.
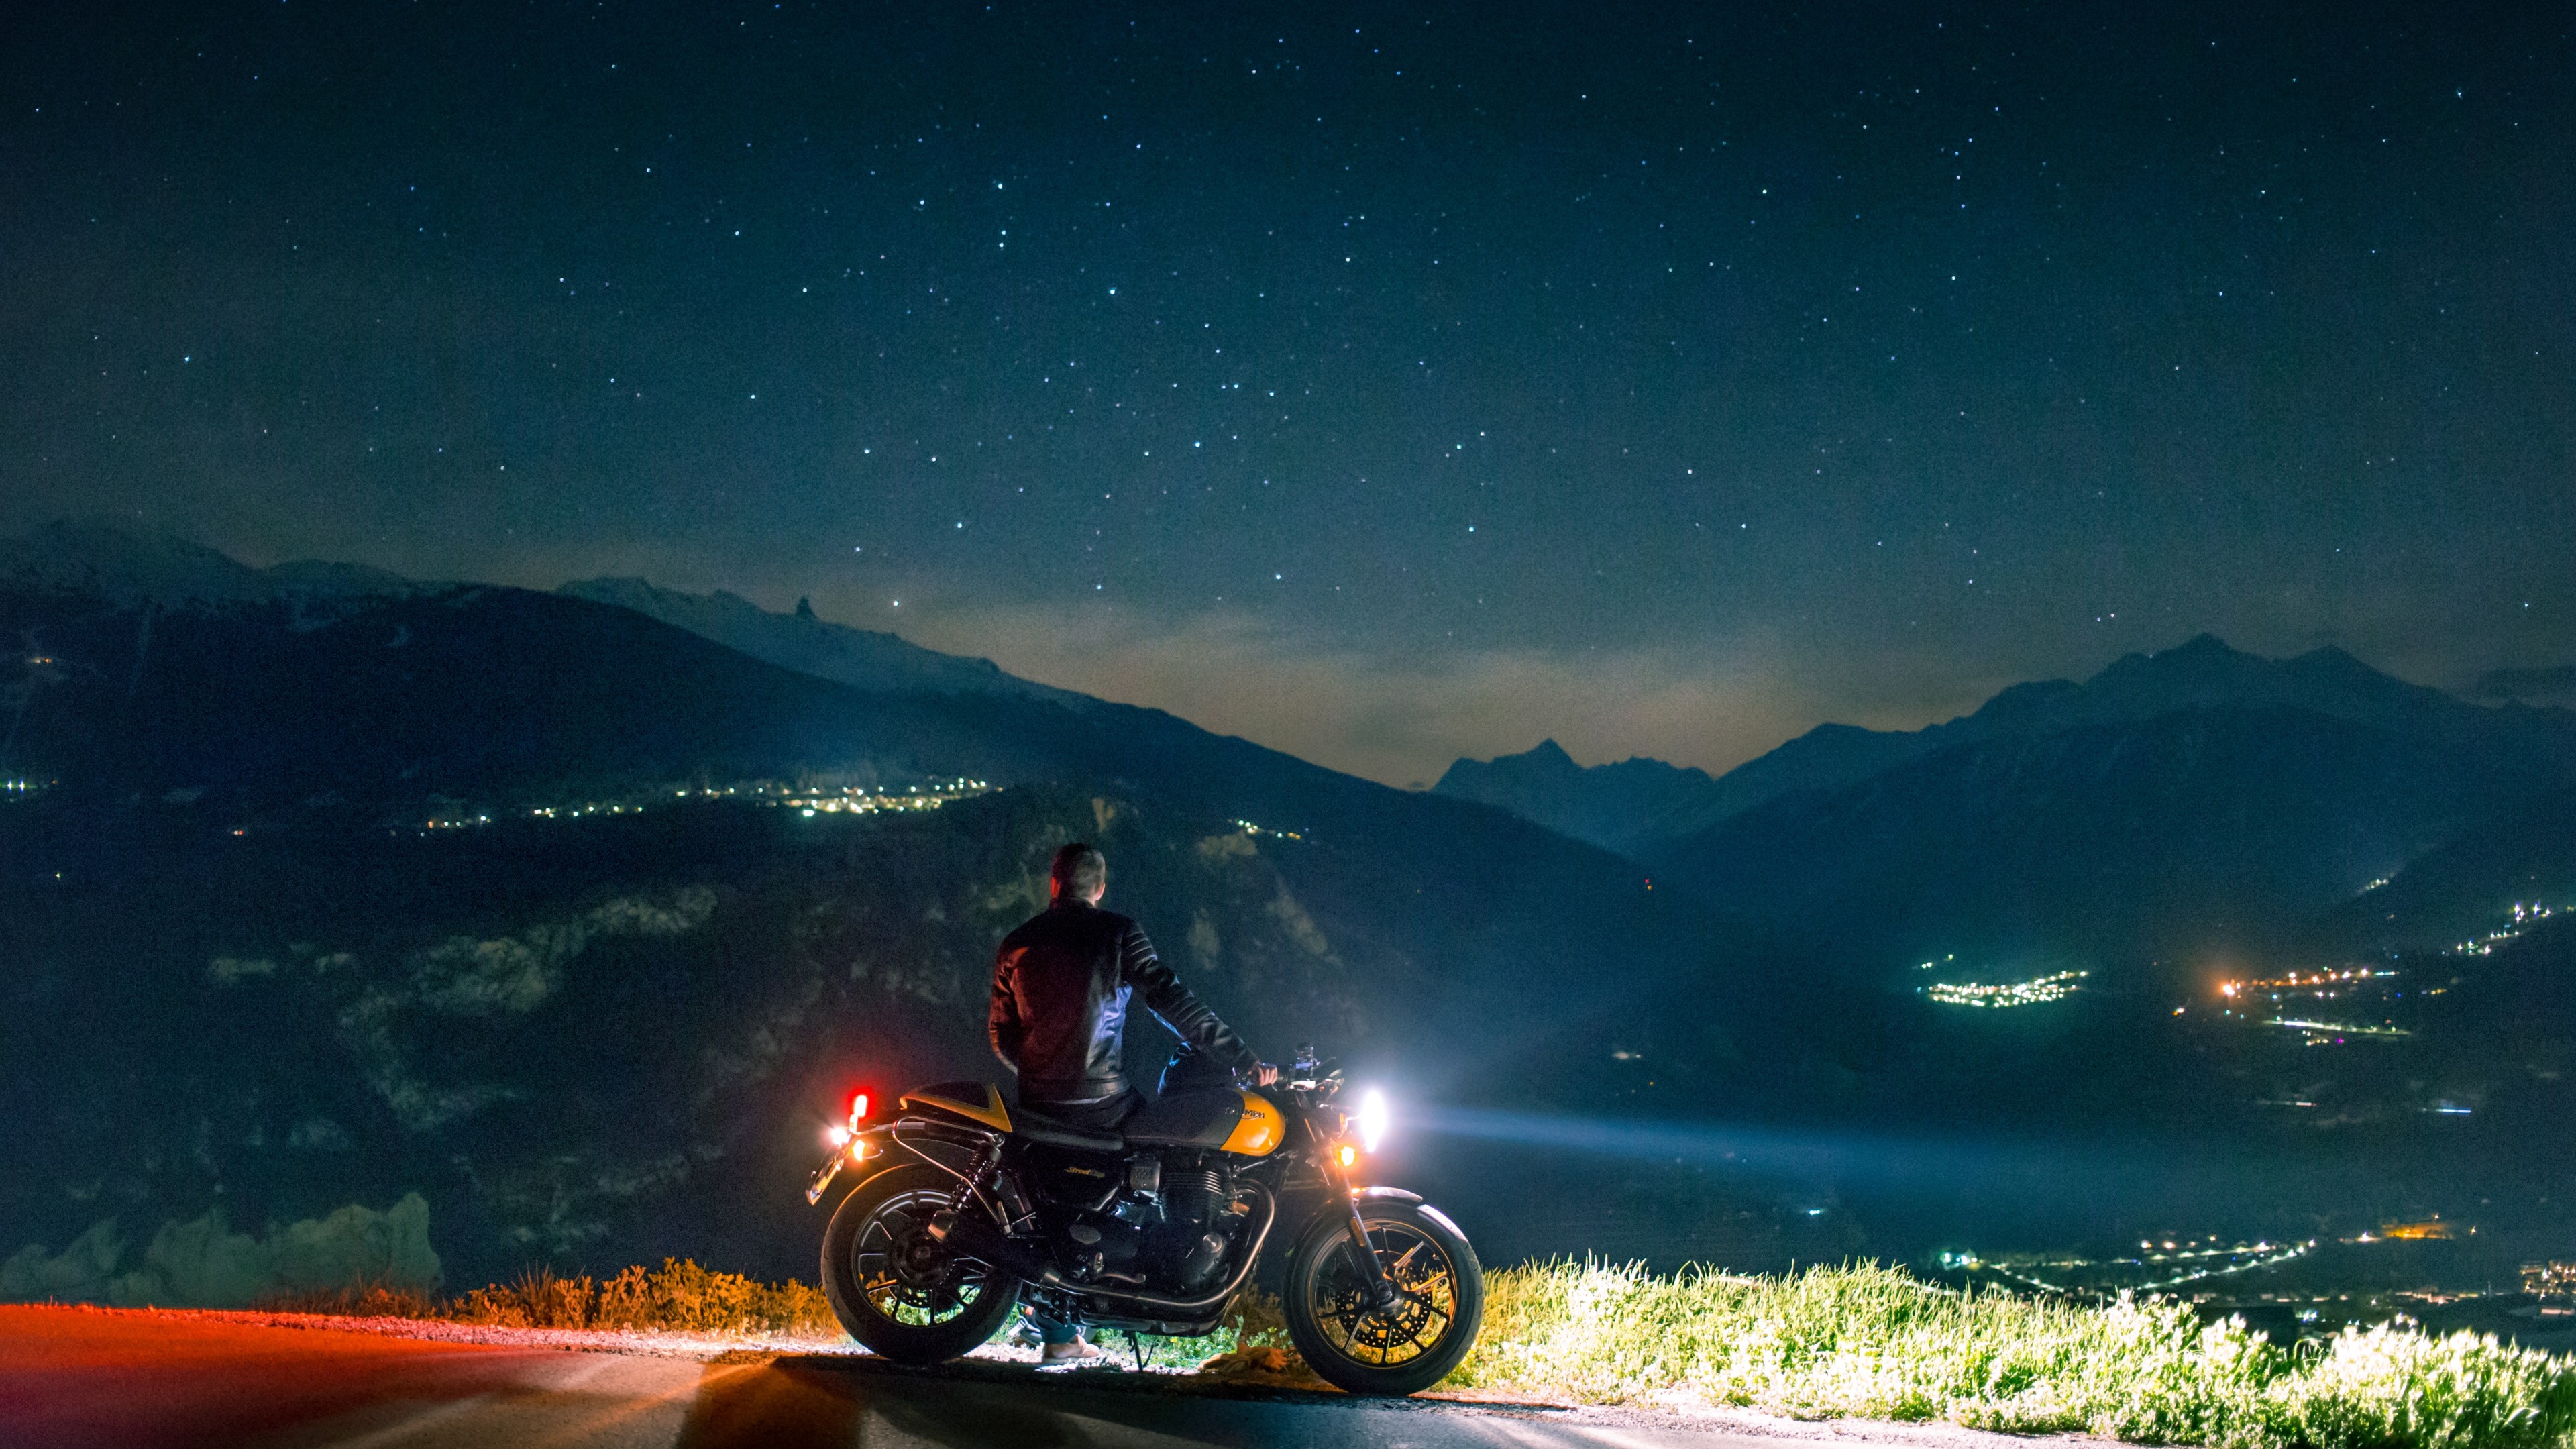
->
927;1210;1064;1289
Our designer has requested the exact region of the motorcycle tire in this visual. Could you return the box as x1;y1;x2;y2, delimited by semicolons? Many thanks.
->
1281;1197;1484;1396
822;1163;1020;1363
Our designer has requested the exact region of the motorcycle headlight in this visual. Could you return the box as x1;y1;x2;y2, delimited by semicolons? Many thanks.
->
1357;1089;1389;1154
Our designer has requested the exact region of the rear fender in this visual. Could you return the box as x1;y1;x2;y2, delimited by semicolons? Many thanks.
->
805;1116;992;1206
806;1124;902;1205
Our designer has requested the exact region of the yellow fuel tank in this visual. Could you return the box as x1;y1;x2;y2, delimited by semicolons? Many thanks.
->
1219;1091;1285;1157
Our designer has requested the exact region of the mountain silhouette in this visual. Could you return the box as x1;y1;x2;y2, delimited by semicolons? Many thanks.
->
1442;635;2576;959
557;576;1087;707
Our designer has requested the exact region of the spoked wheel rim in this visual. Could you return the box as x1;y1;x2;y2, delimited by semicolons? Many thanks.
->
1307;1221;1465;1369
851;1187;996;1327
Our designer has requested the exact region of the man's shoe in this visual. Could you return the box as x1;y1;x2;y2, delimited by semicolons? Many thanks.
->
1040;1338;1104;1365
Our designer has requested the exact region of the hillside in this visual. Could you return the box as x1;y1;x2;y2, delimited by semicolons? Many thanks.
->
4;528;2569;1300
0;527;1780;1293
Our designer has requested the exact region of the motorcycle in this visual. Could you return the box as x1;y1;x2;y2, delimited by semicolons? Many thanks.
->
802;1046;1483;1396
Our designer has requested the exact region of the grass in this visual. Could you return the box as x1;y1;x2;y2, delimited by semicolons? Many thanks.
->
1442;1260;2576;1449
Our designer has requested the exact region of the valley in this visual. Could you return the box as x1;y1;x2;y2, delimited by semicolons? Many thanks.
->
3;527;2572;1348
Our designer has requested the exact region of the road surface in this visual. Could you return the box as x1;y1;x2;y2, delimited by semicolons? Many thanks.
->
0;1305;2096;1449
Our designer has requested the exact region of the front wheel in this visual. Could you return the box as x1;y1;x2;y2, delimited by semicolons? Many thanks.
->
1282;1197;1483;1395
822;1163;1019;1363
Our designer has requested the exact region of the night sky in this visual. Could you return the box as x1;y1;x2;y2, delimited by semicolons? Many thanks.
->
5;2;2569;785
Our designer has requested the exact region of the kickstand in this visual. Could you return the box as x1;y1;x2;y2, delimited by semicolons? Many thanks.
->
1128;1330;1148;1372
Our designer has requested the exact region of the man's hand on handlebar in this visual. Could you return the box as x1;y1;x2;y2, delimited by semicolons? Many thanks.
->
1252;1063;1280;1087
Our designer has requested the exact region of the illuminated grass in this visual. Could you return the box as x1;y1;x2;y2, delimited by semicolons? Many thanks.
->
1442;1260;2576;1448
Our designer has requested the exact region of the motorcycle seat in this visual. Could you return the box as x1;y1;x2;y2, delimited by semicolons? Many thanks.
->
1008;1104;1125;1153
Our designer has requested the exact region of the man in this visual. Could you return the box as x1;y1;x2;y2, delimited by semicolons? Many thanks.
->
990;841;1275;1124
989;841;1274;1362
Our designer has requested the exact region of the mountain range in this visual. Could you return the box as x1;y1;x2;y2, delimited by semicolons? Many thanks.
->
1440;634;2576;960
3;523;2570;1299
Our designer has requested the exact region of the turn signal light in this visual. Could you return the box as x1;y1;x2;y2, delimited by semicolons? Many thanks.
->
1336;1144;1358;1169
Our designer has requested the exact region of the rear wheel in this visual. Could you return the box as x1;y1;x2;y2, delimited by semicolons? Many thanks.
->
1282;1199;1483;1395
822;1163;1019;1362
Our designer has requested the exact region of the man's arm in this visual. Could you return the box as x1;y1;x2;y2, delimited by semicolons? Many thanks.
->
1120;924;1260;1074
988;946;1025;1071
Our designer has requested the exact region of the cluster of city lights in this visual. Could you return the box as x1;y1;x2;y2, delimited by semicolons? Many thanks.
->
2357;1220;2459;1242
2268;1016;2412;1044
1940;1236;2316;1295
788;779;990;817
2525;1262;2576;1301
2218;965;2396;1002
1923;969;2087;1008
1232;818;1305;841
2451;900;2559;956
418;777;994;833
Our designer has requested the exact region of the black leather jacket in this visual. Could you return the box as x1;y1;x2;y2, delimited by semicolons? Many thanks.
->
989;898;1258;1106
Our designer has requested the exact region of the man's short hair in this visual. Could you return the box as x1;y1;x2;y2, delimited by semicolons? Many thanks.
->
1051;843;1107;898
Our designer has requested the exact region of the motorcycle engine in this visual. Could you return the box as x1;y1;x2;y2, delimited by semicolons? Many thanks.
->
1152;1155;1238;1291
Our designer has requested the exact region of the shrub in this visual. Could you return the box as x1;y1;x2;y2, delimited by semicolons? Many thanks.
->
441;1260;836;1336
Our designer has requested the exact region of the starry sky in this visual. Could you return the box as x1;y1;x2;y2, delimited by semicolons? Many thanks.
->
4;1;2569;785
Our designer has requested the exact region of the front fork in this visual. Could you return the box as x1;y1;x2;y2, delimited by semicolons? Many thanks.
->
1326;1156;1401;1311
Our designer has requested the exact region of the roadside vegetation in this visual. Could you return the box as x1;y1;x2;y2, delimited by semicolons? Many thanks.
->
265;1257;2573;1447
444;1261;836;1336
262;1260;836;1338
1448;1260;2576;1449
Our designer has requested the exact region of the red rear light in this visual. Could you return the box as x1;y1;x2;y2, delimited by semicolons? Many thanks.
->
849;1092;871;1128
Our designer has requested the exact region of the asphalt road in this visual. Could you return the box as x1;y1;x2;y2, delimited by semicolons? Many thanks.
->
0;1306;2070;1449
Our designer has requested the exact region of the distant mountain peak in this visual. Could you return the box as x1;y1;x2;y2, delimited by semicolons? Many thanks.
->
557;576;1081;705
1524;739;1578;769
